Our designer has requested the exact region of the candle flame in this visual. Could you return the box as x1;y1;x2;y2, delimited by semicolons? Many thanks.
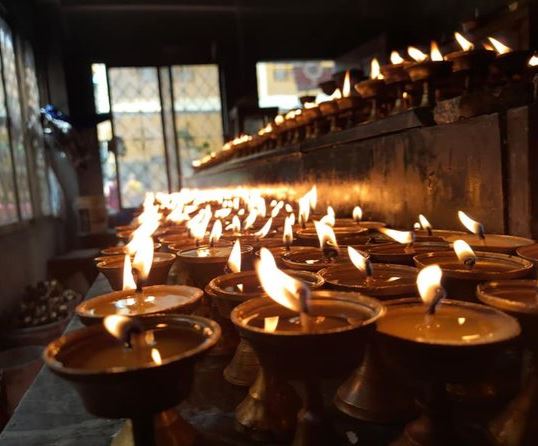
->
430;41;444;61
370;58;383;79
256;248;310;313
342;70;351;98
209;219;223;244
454;32;474;51
352;206;363;222
390;50;405;64
314;220;338;250
379;228;415;244
151;348;162;365
264;316;279;333
453;239;476;264
347;246;369;273
418;214;432;230
132;236;154;280
408;46;428;63
417;264;444;306
122;255;137;291
254;218;273;238
228;239;241;273
458;210;485;237
488;37;512;55
283;215;294;245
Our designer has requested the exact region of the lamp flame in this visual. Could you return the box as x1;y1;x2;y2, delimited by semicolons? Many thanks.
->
417;265;445;310
352;206;363;222
529;55;538;66
430;41;444;61
390;51;405;64
308;186;317;210
255;218;273;238
314;220;338;250
283;215;294;246
230;215;241;234
103;315;140;344
320;206;336;227
209;220;223;245
455;32;474;51
370;58;383;80
458;210;485;238
379;228;415;244
347;246;371;274
256;248;310;314
243;210;258;231
151;348;162;365
408;46;428;63
418;214;432;230
488;37;512;55
122;255;137;291
228;239;241;273
342;70;351;98
132;236;154;281
453;239;476;267
298;196;310;226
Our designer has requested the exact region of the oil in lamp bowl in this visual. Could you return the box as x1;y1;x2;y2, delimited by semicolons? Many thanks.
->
231;291;384;379
97;252;176;291
443;233;534;254
405;60;453;82
414;250;534;301
354;79;386;99
369;242;451;266
318;263;417;299
43;314;221;419
75;284;204;326
100;243;162;256
177;244;255;290
281;246;355;272
445;49;496;72
381;62;412;84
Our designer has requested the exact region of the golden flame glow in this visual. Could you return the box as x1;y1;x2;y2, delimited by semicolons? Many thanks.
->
122;255;137;291
285;203;293;213
390;51;405;64
230;215;241;233
488;37;512;55
243;210;258;230
342;70;351;97
214;208;231;219
453;239;476;264
417;264;444;306
274;114;285;125
151;348;162;365
283;215;293;245
529;55;538;66
304;102;317;109
298;196;310;226
103;315;132;341
255;218;273;238
228;239;241;273
430;41;444;61
455;32;474;51
320;206;336;227
370;58;382;80
379;228;414;244
308;185;317;210
408;46;428;63
330;88;342;100
209;220;223;244
132;236;154;280
314;220;338;250
352;206;363;222
418;214;431;230
347;246;368;272
458;210;484;235
264;316;279;332
256;248;310;313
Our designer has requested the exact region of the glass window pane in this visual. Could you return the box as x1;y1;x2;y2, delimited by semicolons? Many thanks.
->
0;68;16;225
108;67;168;208
159;67;180;191
0;22;32;219
171;64;223;178
256;60;335;110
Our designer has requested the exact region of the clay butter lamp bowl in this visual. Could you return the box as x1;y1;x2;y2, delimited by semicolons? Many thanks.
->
414;251;533;302
101;243;162;257
76;284;204;326
516;243;538;276
491;49;534;80
369;241;451;266
377;297;520;446
176;244;255;290
231;291;384;445
43;314;221;446
295;225;368;247
445;49;496;73
281;246;355;272
413;229;466;243
406;60;453;82
221;233;282;251
443;232;534;255
255;246;302;268
477;279;538;445
97;253;176;291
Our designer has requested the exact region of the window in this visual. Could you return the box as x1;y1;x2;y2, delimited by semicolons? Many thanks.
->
0;18;51;226
93;64;223;210
256;60;335;110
